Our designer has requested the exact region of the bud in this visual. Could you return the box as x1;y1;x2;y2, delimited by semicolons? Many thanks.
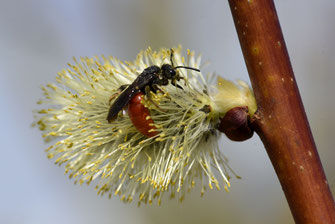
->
217;106;254;141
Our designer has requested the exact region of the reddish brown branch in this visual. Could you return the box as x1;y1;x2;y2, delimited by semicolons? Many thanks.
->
228;0;335;223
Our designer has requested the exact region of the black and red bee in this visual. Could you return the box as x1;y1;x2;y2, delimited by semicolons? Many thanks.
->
107;50;200;137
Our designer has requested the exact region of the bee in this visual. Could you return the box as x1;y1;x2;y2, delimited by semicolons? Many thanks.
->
107;50;200;136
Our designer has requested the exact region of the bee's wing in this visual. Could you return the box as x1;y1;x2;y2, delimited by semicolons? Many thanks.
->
107;86;138;122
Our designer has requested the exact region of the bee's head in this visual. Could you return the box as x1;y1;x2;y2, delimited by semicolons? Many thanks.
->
161;49;200;82
161;64;176;80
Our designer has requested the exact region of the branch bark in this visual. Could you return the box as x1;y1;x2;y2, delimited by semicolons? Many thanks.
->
228;1;335;223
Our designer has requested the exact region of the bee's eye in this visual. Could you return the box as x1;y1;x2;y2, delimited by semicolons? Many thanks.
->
169;69;176;77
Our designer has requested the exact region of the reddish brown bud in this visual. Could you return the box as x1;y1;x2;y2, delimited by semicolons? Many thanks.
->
217;106;254;141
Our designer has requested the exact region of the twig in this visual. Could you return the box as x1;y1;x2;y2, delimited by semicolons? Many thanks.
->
228;0;335;223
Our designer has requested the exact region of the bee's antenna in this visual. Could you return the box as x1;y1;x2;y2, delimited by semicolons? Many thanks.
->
170;48;200;72
174;66;200;72
170;48;175;68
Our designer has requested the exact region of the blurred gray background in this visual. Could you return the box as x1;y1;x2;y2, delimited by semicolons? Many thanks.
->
1;0;334;223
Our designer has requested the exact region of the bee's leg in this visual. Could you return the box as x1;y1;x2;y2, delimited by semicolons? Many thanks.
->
109;84;129;104
177;75;189;87
144;85;166;112
119;84;129;91
171;78;184;90
151;83;166;95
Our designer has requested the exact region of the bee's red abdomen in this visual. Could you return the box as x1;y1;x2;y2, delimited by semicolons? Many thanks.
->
128;92;159;137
